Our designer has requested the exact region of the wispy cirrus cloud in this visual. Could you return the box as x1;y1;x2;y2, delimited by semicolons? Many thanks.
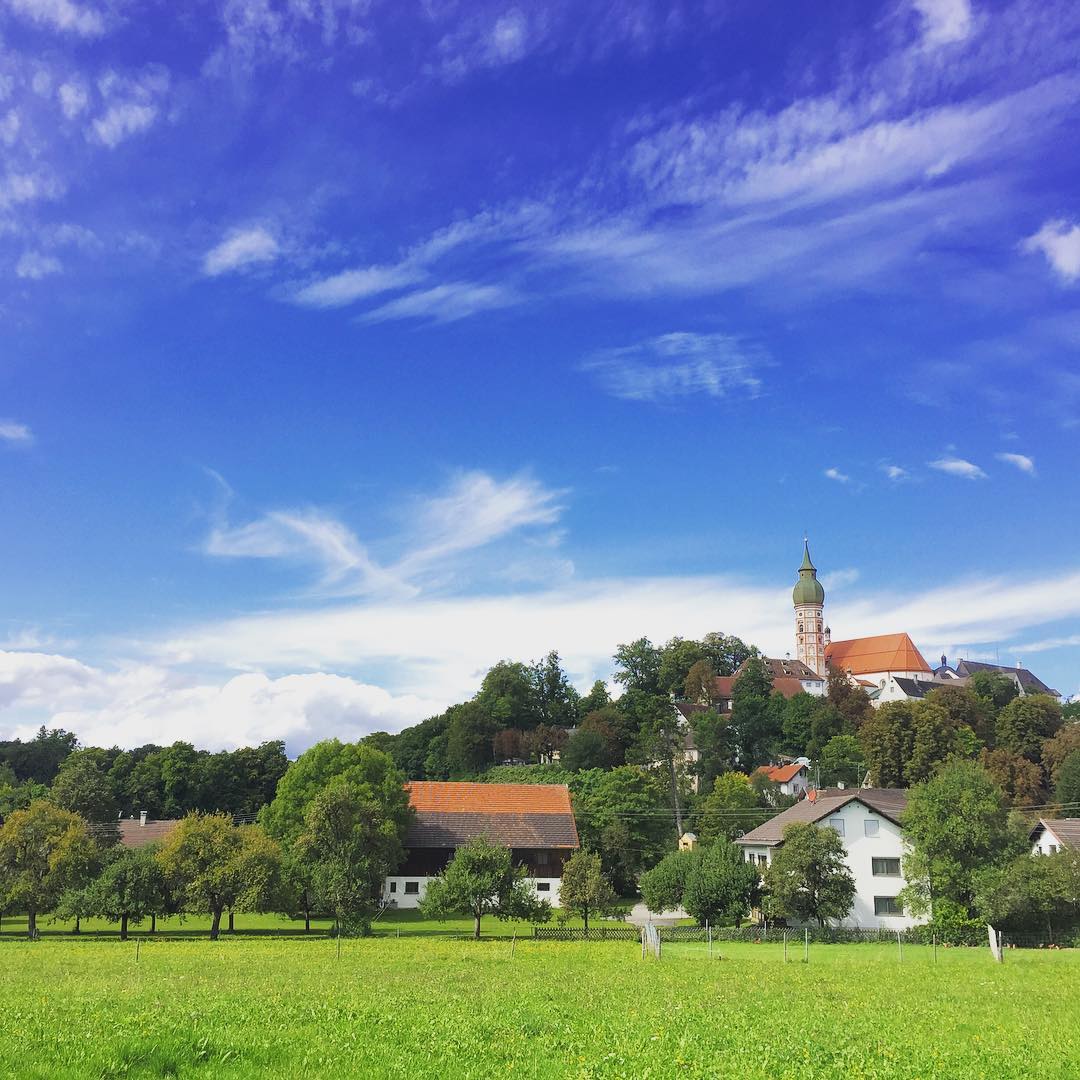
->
292;263;423;308
204;469;567;598
15;250;61;278
881;463;910;482
0;419;33;445
583;332;765;403
911;0;974;47
996;451;1036;475
1023;219;1080;283
2;0;104;37
360;281;518;323
203;226;279;276
929;455;987;479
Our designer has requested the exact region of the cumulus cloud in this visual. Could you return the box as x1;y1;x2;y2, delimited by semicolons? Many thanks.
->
203;226;279;276
928;455;987;479
15;250;61;279
90;102;157;148
824;467;850;484
881;464;909;481
1022;219;1080;283
0;419;33;444
58;80;88;118
912;0;974;47
996;451;1036;475
0;650;439;754
583;332;765;403
3;0;104;37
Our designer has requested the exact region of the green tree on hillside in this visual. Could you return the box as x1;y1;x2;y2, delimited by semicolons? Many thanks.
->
700;633;753;676
1055;751;1080;808
764;822;855;926
557;849;618;931
658;638;706;696
695;772;761;843
419;837;550;939
978;748;1046;806
0;800;96;938
899;761;1027;919
445;701;500;776
50;751;120;823
688;709;735;793
970;671;1019;712
1042;725;1080;789
612;638;663;695
996;695;1062;763
859;701;915;787
817;735;865;788
730;654;777;769
683;659;715;705
577;680;611;718
825;669;873;731
531;651;580;728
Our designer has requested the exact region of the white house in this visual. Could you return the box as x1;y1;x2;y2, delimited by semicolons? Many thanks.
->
735;788;923;930
755;760;810;799
383;781;579;908
1030;818;1080;856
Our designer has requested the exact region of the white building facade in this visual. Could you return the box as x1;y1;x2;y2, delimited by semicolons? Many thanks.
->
736;790;924;930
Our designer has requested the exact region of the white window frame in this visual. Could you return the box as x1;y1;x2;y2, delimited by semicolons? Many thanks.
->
874;896;902;917
864;819;879;837
872;857;901;877
828;817;845;836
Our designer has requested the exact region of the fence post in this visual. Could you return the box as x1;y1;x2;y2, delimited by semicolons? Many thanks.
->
933;933;937;964
783;931;788;963
511;932;516;960
136;939;140;963
804;928;809;964
897;930;902;963
641;927;646;961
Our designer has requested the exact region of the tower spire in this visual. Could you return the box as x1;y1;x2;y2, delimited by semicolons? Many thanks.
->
793;540;826;677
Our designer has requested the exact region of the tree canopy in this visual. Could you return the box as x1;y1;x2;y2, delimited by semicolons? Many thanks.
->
764;822;855;926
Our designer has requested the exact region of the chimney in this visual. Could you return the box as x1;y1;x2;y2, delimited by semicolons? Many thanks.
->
139;810;148;827
941;653;947;669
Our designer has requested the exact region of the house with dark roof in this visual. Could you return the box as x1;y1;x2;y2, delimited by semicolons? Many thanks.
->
954;659;1060;698
385;781;579;908
1030;818;1080;855
735;788;922;929
115;813;180;848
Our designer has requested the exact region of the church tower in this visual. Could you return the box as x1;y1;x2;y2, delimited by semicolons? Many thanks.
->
793;540;827;677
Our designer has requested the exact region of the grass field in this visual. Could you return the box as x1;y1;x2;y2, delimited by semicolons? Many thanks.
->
2;933;1079;1079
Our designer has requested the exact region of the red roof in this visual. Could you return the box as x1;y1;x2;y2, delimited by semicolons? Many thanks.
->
406;781;573;815
711;676;812;701
826;633;931;675
756;763;806;784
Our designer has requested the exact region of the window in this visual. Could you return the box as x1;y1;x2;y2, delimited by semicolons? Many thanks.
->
404;881;419;895
864;819;879;837
389;881;397;893
535;849;550;866
872;858;901;876
757;854;768;867
536;882;551;892
828;817;845;836
874;896;902;916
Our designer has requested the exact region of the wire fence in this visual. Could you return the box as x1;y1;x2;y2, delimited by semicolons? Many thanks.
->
532;927;640;941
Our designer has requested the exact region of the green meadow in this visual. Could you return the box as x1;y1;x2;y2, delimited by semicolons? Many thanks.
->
2;923;1079;1079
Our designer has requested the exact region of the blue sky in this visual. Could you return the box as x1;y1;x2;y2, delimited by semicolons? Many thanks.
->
1;0;1078;752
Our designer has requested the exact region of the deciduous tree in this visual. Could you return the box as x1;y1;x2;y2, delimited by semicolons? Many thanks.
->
419;837;550;938
557;849;618;931
996;695;1063;763
764;822;855;926
681;840;760;927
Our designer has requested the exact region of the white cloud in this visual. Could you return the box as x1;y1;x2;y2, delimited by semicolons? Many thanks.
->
361;281;518;323
1008;633;1080;654
58;80;88;118
292;263;423;308
912;0;974;47
928;456;987;479
203;226;279;277
0;171;63;211
487;10;529;62
204;469;567;598
3;0;103;36
821;568;860;590
995;451;1036;475
0;420;33;444
824;467;850;484
0;650;440;754
584;332;765;403
881;464;909;481
1022;219;1080;283
15;250;61;279
0;109;20;147
90;102;158;148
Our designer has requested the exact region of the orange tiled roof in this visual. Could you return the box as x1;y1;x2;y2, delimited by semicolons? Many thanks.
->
825;633;931;675
406;781;573;815
756;762;805;784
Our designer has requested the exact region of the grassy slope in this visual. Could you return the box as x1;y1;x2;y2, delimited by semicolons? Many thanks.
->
2;937;1079;1079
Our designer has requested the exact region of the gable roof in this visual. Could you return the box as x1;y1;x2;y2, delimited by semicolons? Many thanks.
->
891;676;942;700
954;659;1058;696
1031;818;1080;849
753;657;823;683
405;781;579;850
117;819;180;848
826;634;931;675
756;762;806;784
735;788;908;846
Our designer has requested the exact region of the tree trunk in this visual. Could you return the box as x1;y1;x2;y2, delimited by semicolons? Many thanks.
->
474;912;482;940
150;913;156;934
228;910;235;933
304;907;311;933
210;907;222;941
120;913;129;941
27;909;37;941
72;915;81;935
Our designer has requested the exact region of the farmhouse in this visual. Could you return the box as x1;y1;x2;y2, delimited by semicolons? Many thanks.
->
385;781;579;908
1030;818;1080;855
755;760;810;800
735;787;923;929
